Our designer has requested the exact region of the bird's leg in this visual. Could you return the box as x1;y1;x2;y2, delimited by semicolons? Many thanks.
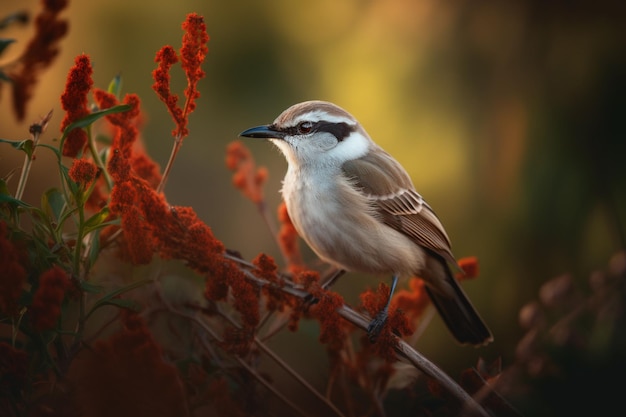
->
367;274;399;342
321;268;346;290
303;268;346;305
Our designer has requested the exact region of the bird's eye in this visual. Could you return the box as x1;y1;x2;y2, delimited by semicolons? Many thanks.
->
297;121;313;134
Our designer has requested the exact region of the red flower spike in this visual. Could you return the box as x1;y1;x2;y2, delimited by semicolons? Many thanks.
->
30;265;70;331
0;222;27;316
277;201;303;273
109;180;135;214
297;270;321;288
131;148;162;189
120;207;154;264
10;0;69;120
180;14;209;116
152;13;208;140
60;54;93;157
230;270;261;330
93;89;143;157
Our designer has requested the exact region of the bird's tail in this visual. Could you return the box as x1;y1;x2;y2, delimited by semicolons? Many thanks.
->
424;261;493;346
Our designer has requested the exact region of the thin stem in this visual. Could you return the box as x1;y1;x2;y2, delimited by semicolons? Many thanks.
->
234;355;309;417
15;110;53;200
73;200;86;276
86;124;112;189
255;336;347;417
156;132;183;194
15;151;33;201
156;86;196;195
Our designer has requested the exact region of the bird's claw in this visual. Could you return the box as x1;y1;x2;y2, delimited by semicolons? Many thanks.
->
367;310;388;342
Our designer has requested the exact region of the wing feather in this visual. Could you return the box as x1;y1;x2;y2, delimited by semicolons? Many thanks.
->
342;148;456;264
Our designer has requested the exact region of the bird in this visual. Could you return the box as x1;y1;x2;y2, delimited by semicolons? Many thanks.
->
240;100;493;346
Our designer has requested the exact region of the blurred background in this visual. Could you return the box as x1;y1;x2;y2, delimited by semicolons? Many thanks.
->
1;0;625;413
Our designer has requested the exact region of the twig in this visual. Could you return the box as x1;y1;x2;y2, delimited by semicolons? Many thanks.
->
234;355;310;417
336;306;491;417
254;335;347;417
237;265;491;417
154;281;312;416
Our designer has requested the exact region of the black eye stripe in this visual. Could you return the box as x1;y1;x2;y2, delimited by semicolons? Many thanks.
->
279;121;354;141
314;121;354;142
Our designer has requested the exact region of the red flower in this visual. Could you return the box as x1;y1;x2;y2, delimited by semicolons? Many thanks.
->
391;277;430;324
152;46;180;134
93;89;142;157
457;256;480;281
152;13;209;139
226;141;268;204
361;283;413;361
30;265;70;331
180;13;209;114
253;253;283;310
60;54;93;157
0;221;27;316
68;158;98;186
301;275;350;351
131;148;162;189
277;201;303;273
10;0;69;120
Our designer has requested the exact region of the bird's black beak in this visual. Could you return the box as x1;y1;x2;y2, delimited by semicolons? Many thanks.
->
239;125;284;139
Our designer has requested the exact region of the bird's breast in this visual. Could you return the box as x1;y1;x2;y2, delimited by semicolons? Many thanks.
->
280;167;424;276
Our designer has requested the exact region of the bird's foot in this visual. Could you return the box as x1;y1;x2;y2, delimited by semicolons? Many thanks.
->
303;293;318;305
367;309;388;342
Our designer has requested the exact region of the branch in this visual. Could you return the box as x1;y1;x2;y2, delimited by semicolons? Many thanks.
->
231;261;491;417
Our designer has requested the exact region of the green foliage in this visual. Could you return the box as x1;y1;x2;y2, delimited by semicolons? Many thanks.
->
0;85;150;414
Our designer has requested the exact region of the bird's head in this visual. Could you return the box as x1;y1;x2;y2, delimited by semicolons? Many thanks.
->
240;100;372;167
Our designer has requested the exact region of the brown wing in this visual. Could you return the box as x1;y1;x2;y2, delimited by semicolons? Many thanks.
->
341;147;456;265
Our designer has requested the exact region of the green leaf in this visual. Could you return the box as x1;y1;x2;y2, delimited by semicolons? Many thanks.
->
101;298;142;312
0;38;15;55
0;178;10;196
107;74;123;98
83;207;110;234
37;143;61;159
80;280;104;294
84;219;119;237
0;193;33;208
94;133;113;146
0;138;34;157
61;104;132;139
0;12;29;30
59;164;79;197
41;188;66;222
86;230;102;270
85;278;153;320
